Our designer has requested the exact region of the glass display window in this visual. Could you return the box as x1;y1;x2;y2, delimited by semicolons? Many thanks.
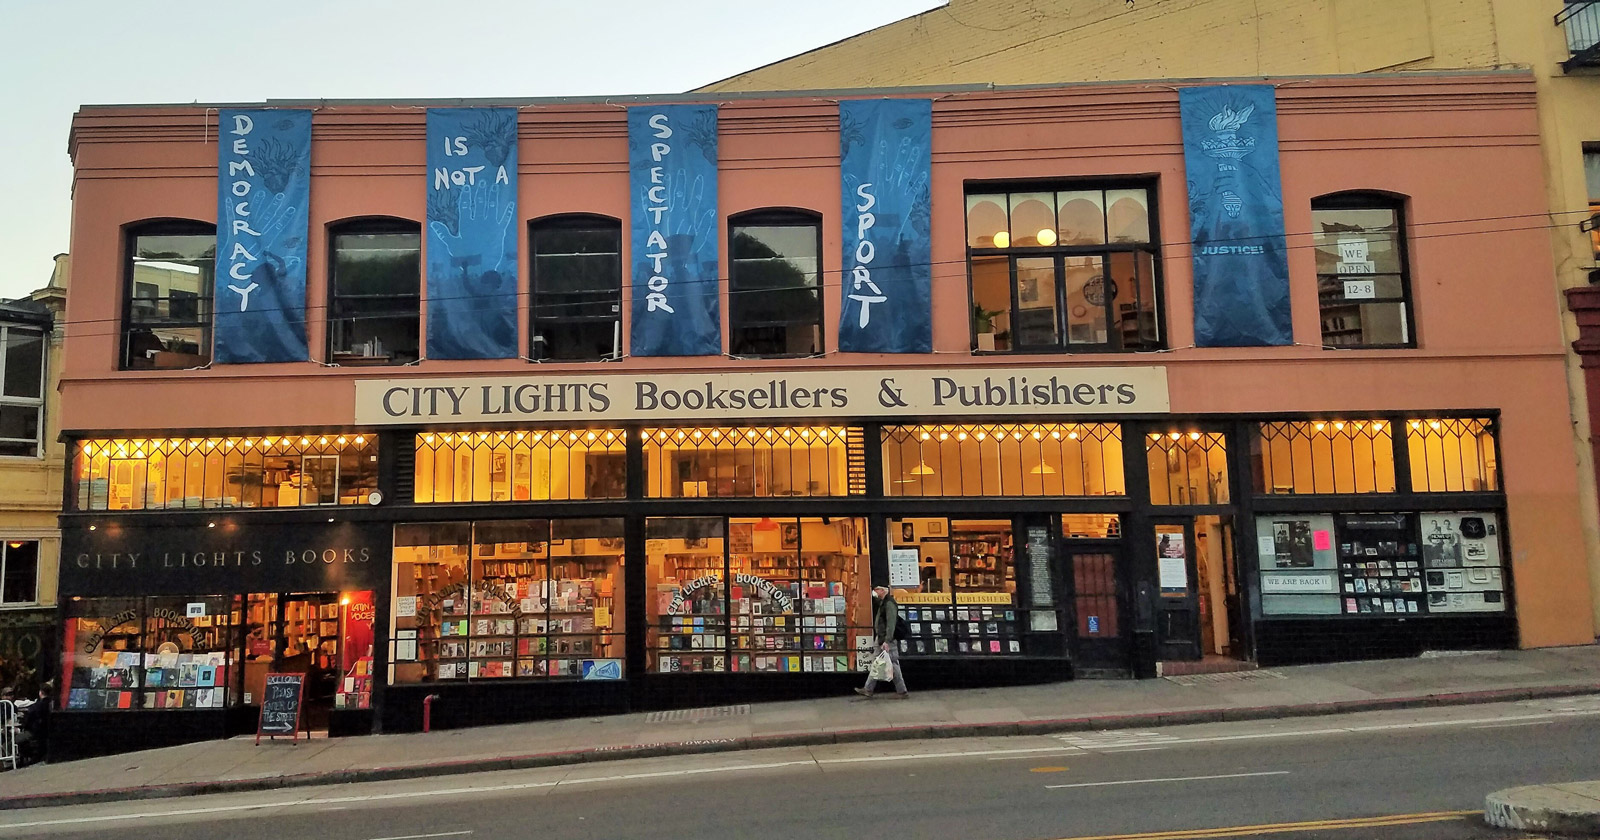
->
72;434;377;511
61;597;143;711
647;516;870;673
886;517;1024;657
390;518;624;683
60;596;239;712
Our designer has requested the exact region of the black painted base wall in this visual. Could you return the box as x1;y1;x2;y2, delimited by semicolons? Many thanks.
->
51;710;228;763
381;679;631;733
1254;616;1518;666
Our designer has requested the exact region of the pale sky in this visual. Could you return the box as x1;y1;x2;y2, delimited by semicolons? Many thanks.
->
0;0;943;299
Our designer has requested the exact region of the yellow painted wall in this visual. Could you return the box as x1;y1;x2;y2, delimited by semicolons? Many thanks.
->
705;0;1600;641
0;254;67;611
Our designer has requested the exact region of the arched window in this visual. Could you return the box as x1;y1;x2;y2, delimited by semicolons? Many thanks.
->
122;220;216;370
530;215;622;361
328;218;422;365
728;209;823;357
1312;192;1413;348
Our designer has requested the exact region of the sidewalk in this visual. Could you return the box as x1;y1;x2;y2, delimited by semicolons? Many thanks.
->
4;644;1600;810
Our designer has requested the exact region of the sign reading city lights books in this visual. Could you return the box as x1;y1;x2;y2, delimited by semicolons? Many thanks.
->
354;367;1169;425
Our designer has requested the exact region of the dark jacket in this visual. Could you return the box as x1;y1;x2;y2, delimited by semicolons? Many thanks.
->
872;593;899;643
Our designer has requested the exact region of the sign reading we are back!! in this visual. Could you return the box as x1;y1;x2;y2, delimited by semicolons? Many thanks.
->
354;366;1170;425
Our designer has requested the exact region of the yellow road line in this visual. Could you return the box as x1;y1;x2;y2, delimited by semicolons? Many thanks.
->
1048;810;1479;840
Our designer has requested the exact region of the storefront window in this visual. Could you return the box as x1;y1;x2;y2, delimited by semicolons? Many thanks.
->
646;516;870;673
887;517;1024;656
882;423;1124;497
1146;432;1229;505
1254;420;1396;495
73;434;378;511
643;426;863;498
413;429;626;503
390;519;624;683
1407;418;1498;492
60;596;238;711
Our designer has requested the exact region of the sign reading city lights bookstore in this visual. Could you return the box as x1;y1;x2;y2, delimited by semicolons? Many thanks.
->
354;367;1169;425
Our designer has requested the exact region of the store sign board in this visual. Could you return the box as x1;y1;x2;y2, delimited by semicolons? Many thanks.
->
354;366;1170;425
60;520;391;596
1260;572;1337;594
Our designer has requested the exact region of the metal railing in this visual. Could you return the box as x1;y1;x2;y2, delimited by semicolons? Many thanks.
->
0;700;17;770
1559;0;1600;71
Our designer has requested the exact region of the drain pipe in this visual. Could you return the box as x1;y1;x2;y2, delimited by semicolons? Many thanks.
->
422;694;441;733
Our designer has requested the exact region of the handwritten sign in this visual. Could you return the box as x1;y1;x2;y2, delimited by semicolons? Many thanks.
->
256;672;305;744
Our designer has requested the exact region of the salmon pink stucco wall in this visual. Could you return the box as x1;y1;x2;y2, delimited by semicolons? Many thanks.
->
61;72;1593;647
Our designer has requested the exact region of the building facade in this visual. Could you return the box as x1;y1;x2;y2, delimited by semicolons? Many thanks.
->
54;72;1589;759
0;256;66;697
704;0;1600;639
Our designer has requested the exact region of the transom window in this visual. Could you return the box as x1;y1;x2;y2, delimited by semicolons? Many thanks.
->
728;210;823;357
1313;193;1413;348
530;216;622;361
73;434;378;510
328;219;421;365
123;221;215;370
882;423;1125;497
965;186;1161;353
0;321;45;457
643;426;862;498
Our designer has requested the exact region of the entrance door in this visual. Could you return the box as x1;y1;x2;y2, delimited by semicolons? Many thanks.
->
275;593;341;730
1152;518;1201;660
1064;545;1129;673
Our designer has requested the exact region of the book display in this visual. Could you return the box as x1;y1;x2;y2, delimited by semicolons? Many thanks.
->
1336;513;1424;615
1420;512;1508;613
63;596;237;711
887;518;1023;656
391;519;623;684
647;517;870;673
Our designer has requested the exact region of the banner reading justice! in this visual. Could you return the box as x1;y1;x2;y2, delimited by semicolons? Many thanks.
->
1179;85;1292;347
426;108;519;360
838;99;933;354
215;109;311;364
628;105;721;356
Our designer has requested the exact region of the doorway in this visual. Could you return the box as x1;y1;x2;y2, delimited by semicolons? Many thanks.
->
1150;515;1249;665
242;592;343;731
1059;513;1129;675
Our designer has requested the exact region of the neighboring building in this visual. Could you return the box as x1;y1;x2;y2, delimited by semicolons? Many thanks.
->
704;0;1600;641
55;72;1589;760
0;254;68;695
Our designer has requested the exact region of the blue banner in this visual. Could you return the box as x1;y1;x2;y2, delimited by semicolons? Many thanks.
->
838;99;932;354
628;105;721;356
215;109;311;364
426;108;519;359
1180;85;1292;347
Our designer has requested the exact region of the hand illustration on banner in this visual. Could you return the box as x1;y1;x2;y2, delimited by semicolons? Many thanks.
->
427;178;517;359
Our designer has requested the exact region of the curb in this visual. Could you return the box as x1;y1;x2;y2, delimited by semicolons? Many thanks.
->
1487;783;1600;835
4;682;1598;811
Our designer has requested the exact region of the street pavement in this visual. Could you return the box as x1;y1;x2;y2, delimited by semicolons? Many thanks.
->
4;645;1600;808
6;695;1600;840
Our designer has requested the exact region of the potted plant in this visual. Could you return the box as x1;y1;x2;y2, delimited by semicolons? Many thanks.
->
973;305;1004;351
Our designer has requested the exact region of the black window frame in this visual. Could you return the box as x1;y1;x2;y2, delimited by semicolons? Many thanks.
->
121;219;216;371
326;216;423;366
1312;191;1416;350
529;214;623;362
728;208;825;359
963;181;1165;354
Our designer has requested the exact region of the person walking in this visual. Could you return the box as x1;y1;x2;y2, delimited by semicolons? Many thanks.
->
855;585;909;699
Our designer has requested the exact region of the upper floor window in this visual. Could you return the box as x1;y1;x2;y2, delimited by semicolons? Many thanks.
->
729;210;823;357
0;322;45;457
1;539;38;605
965;186;1161;353
1313;193;1413;348
530;216;622;361
123;221;214;370
328;219;421;365
1585;148;1599;260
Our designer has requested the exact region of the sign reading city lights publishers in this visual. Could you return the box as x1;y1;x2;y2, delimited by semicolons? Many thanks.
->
354;367;1169;425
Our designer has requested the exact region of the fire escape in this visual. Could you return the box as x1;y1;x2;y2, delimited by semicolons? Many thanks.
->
1560;0;1600;71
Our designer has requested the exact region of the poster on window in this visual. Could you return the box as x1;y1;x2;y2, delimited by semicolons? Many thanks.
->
837;98;933;354
215;108;311;364
1156;527;1188;596
628;105;721;356
1179;85;1291;347
425;108;519;360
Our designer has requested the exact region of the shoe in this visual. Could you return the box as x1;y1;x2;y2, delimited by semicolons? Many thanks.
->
893;691;909;699
853;688;874;698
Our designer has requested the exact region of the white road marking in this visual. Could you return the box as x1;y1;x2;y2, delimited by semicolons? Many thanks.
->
369;832;473;840
1046;770;1290;789
816;746;1083;764
1470;721;1552;730
1101;746;1168;752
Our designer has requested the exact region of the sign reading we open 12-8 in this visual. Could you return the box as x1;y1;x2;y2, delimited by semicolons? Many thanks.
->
354;367;1169;425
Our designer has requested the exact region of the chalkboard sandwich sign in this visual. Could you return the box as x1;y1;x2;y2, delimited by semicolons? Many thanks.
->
256;672;306;745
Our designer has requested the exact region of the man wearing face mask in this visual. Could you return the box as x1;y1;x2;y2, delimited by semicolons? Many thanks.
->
855;586;909;699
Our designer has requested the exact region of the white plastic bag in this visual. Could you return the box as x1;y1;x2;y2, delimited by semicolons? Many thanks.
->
868;644;895;682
